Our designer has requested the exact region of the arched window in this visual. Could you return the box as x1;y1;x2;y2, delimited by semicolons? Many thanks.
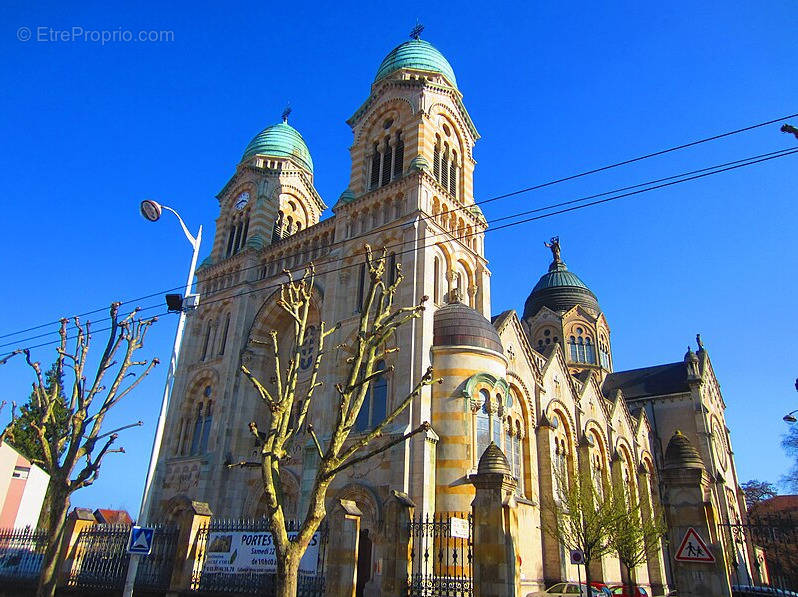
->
476;389;491;459
218;313;230;355
201;320;213;361
568;327;597;364
433;256;440;303
355;361;387;432
393;132;404;178
388;253;397;286
509;421;523;496
370;144;380;190
356;263;366;312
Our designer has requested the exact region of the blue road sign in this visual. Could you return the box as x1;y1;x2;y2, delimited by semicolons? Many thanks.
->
127;526;154;555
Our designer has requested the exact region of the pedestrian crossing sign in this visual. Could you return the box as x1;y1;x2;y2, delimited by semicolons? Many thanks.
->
127;526;154;555
674;527;714;563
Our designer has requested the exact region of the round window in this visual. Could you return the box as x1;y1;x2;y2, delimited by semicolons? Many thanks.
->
442;123;451;137
544;329;551;337
383;118;393;129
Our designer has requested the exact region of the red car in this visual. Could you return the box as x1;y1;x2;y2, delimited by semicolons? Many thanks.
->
609;586;648;597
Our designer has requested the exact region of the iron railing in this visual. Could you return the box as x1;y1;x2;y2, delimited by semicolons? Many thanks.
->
723;512;798;592
0;527;47;584
66;522;179;592
408;512;473;597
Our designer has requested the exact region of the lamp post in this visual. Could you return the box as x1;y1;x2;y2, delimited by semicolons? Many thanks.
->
784;410;798;423
122;200;202;597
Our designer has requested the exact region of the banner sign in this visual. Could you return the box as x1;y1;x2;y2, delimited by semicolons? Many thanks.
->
203;531;320;575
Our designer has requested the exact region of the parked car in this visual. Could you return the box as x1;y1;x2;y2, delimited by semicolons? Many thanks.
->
527;582;609;597
732;586;798;597
609;585;649;596
590;581;613;596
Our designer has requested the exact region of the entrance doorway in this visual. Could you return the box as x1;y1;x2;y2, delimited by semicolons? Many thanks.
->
356;529;372;597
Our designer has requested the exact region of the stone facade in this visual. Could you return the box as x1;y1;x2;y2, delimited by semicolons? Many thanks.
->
147;35;750;596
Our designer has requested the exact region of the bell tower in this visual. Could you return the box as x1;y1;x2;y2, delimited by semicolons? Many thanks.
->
337;28;491;315
203;110;325;269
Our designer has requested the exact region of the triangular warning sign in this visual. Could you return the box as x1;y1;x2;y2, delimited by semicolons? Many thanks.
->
674;527;715;563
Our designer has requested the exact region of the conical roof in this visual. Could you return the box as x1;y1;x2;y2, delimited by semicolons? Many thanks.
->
477;442;511;475
664;430;705;470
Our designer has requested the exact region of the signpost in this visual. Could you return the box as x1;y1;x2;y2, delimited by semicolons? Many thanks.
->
127;527;154;556
570;549;585;592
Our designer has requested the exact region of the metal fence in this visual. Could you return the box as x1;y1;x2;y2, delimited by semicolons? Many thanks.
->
190;518;328;596
66;522;179;592
408;512;473;597
0;527;48;584
723;512;798;592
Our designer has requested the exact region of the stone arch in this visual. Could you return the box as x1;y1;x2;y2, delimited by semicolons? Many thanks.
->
246;469;301;520
328;482;381;533
355;97;416;145
427;102;474;160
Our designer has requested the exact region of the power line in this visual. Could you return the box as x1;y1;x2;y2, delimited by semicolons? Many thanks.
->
4;145;795;356
2;112;793;342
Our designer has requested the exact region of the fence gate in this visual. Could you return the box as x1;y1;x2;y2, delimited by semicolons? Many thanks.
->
722;512;798;593
408;512;472;597
67;522;179;592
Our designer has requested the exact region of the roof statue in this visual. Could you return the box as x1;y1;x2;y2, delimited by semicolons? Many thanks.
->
410;23;424;40
544;236;562;265
282;105;292;123
696;333;704;351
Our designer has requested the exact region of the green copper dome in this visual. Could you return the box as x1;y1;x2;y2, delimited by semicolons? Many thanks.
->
374;39;457;88
523;259;600;318
241;121;313;173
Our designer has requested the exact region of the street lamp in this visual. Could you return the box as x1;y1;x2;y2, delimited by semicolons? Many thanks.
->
123;200;202;597
784;410;798;423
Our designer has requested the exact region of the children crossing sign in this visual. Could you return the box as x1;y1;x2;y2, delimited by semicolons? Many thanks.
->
674;527;714;563
127;526;155;555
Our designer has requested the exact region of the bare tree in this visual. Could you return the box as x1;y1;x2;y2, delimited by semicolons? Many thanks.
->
234;246;437;597
1;304;158;597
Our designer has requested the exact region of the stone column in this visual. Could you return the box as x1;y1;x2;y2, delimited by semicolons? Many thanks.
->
58;508;97;585
168;500;213;593
637;466;667;595
661;431;732;597
325;499;362;597
470;442;521;597
378;491;415;596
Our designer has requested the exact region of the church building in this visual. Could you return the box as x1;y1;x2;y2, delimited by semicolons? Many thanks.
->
147;32;752;595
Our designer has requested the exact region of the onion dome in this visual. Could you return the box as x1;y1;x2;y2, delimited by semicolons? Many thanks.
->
374;39;457;89
433;301;503;354
338;188;356;204
664;430;705;470
241;120;313;173
523;240;599;318
477;442;511;475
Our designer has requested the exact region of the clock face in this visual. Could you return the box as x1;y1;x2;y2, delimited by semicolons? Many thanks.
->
234;191;250;210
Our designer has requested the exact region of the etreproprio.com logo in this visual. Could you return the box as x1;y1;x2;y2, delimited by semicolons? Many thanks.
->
17;26;175;45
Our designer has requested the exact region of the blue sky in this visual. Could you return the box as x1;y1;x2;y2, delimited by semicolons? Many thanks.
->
1;1;796;513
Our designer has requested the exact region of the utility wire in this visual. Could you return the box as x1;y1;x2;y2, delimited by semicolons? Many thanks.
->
4;145;796;356
2;112;794;342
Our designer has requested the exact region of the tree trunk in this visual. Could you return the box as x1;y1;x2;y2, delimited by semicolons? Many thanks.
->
36;486;70;597
275;550;301;597
36;481;55;530
583;558;592;596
